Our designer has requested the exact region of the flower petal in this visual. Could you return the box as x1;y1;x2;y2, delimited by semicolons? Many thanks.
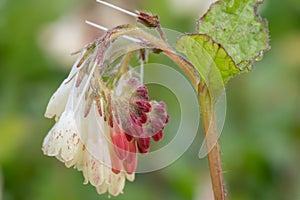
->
108;173;126;196
44;49;89;119
44;78;75;119
42;111;81;162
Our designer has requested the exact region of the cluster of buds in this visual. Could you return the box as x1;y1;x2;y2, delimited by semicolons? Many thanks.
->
110;77;169;174
42;1;169;196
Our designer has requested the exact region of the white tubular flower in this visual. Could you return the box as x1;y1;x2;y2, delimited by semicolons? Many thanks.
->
42;111;80;162
44;49;87;120
44;79;74;120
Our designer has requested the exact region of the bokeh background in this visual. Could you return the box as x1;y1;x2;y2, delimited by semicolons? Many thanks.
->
0;0;299;199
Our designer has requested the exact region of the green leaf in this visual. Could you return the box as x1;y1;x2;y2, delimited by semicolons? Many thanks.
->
197;0;270;70
175;34;239;100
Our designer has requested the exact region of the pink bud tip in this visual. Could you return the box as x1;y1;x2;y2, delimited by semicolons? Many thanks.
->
135;100;151;112
165;114;169;123
135;86;149;100
112;168;121;174
125;133;134;142
137;137;151;154
152;130;163;142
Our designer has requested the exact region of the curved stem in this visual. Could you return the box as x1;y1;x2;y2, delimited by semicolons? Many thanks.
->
109;27;200;89
198;82;226;200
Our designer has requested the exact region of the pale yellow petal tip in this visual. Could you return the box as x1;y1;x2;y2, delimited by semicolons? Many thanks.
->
96;183;108;195
126;173;135;182
44;112;53;119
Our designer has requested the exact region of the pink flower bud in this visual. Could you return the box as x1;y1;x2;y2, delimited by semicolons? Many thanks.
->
111;125;129;160
137;137;151;154
135;86;149;100
135;99;151;112
152;130;163;142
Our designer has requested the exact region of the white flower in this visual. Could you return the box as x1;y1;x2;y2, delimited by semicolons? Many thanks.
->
43;58;135;196
44;49;87;120
42;26;169;196
42;110;80;162
43;104;134;196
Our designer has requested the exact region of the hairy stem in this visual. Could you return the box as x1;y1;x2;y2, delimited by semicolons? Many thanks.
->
198;82;226;200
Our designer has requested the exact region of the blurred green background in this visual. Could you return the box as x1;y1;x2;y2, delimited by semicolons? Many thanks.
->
0;0;299;199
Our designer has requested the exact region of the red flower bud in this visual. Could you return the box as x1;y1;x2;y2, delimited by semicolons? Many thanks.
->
135;86;149;100
152;130;163;142
137;137;151;154
125;133;134;142
165;114;169;123
135;99;151;112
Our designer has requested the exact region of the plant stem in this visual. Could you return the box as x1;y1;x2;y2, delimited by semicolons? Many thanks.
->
198;82;226;200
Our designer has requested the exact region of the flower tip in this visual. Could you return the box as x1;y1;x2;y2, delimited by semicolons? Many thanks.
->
152;130;163;142
125;133;134;142
112;168;121;174
44;112;53;119
137;11;160;28
137;137;151;154
165;114;169;123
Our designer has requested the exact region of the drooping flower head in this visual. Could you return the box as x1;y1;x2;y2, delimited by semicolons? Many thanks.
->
42;13;169;196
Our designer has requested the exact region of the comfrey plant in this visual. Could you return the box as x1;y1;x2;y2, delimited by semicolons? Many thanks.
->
43;0;270;199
